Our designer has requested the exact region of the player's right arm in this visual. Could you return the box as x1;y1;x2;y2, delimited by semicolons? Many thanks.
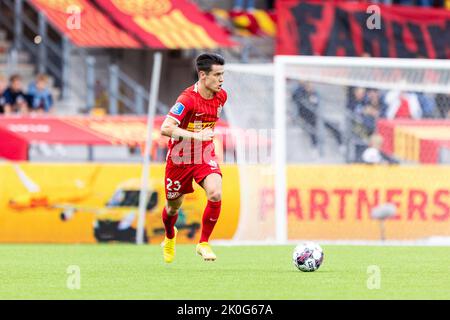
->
161;94;213;142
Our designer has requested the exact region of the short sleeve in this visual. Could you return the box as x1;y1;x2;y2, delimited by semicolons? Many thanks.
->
166;94;194;124
221;89;228;104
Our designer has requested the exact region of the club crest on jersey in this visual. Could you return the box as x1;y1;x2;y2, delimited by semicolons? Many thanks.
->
170;102;185;115
217;105;223;117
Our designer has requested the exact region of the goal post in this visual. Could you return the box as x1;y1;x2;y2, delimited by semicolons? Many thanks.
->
223;56;450;244
136;52;163;245
274;56;288;244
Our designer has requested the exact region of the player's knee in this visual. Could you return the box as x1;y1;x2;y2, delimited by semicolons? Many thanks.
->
166;205;180;216
207;190;222;202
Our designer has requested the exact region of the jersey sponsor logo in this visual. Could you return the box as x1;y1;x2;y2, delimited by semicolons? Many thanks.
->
170;102;185;116
187;121;215;131
195;112;205;116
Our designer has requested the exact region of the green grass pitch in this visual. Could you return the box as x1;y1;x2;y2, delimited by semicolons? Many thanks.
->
0;244;449;299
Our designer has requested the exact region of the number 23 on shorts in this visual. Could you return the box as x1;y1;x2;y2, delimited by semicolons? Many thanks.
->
166;178;181;191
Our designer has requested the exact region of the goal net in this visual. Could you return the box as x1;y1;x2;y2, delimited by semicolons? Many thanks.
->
223;56;450;244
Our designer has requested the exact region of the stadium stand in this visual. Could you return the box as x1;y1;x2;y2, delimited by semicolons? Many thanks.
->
0;0;449;165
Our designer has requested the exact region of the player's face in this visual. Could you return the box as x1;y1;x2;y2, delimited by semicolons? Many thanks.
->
202;64;224;93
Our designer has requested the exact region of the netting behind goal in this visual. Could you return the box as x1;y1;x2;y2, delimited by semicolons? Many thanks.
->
223;56;450;244
223;65;277;243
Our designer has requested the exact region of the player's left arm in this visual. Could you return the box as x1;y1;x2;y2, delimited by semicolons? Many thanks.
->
217;89;227;119
221;89;228;106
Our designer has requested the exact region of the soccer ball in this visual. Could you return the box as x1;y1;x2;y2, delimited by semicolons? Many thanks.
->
292;242;324;272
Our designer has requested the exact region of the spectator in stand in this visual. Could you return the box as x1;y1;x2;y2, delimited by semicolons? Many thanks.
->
383;90;422;119
1;74;29;114
392;0;434;6
292;81;320;148
292;81;343;151
435;93;450;118
393;0;447;6
355;89;386;139
27;74;54;114
233;0;255;11
0;74;7;114
94;79;108;114
417;92;436;118
347;87;367;113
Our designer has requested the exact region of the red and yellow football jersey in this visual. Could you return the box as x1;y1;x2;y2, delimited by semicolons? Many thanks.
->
166;83;227;165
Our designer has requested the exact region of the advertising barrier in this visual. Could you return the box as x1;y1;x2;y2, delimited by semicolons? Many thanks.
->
377;119;450;163
0;163;240;243
0;163;448;243
285;165;450;240
0;116;231;162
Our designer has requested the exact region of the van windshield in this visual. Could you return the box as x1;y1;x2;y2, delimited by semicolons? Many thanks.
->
107;190;140;207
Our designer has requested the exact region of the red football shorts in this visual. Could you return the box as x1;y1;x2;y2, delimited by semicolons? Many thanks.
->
164;159;222;200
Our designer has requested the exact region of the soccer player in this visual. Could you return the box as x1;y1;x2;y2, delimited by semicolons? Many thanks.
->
159;53;227;263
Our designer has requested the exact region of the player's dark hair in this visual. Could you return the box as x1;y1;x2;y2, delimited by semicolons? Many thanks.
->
196;53;225;74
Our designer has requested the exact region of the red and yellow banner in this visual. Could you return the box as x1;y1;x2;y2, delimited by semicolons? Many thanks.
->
94;0;235;49
377;119;450;163
277;0;450;58
210;8;276;37
29;0;141;48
